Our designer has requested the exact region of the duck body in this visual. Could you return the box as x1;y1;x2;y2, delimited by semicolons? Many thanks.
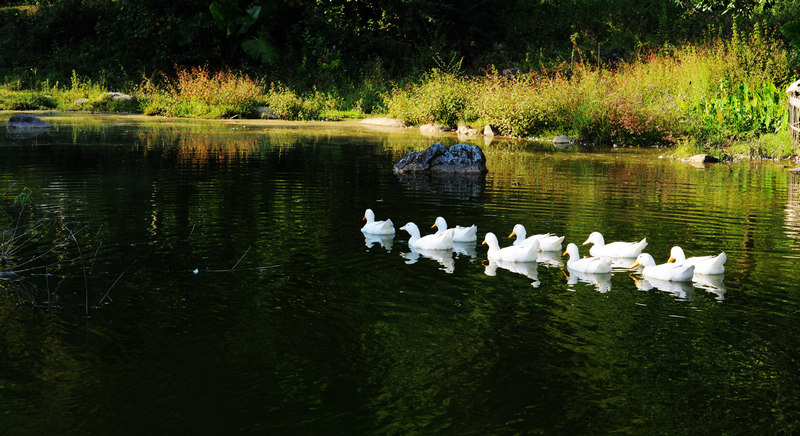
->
562;243;613;273
483;232;540;262
668;246;726;275
433;216;477;242
583;231;647;258
509;224;565;252
632;253;694;282
400;222;454;250
361;208;395;235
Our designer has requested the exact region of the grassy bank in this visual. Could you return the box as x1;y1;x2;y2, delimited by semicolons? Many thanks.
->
1;37;797;159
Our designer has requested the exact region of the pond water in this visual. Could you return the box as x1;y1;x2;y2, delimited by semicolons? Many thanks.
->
1;113;799;434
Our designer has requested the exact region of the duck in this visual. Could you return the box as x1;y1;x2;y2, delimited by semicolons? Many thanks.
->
562;243;612;273
630;253;694;282
432;216;477;242
508;224;565;252
667;246;726;275
399;222;454;251
361;209;395;235
482;232;539;262
582;231;647;258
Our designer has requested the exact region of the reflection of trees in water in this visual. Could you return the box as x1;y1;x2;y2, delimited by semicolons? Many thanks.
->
786;172;800;248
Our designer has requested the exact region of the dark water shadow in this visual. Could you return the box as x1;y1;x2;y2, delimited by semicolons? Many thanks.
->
394;173;485;200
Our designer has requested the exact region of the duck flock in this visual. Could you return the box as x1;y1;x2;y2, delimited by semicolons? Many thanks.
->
362;208;727;296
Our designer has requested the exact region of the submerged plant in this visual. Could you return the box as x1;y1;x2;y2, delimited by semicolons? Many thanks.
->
0;184;97;310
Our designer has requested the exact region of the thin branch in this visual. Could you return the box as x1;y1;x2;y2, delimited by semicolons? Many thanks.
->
97;261;135;306
231;246;251;270
65;226;89;317
201;264;280;273
89;239;103;275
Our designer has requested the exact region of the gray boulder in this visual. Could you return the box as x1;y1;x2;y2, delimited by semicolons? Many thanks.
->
6;114;51;139
394;142;488;175
7;114;51;129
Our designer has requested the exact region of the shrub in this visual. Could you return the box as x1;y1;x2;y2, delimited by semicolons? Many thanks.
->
386;71;469;127
263;85;328;120
169;65;265;118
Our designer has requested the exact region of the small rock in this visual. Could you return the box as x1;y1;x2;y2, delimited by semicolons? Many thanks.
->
255;106;277;119
456;124;479;137
101;92;133;101
483;124;498;137
553;135;571;145
74;98;90;105
688;154;719;164
359;117;405;128
420;123;449;134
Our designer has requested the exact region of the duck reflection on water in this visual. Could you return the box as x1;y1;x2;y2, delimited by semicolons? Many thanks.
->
401;247;456;274
632;275;695;301
452;241;478;259
363;233;394;251
565;270;612;293
693;274;727;301
483;259;540;288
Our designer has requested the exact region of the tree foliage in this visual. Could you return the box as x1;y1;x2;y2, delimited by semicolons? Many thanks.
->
1;0;798;88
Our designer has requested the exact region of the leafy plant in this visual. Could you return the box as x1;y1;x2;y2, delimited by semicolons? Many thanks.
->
209;0;277;64
693;79;786;138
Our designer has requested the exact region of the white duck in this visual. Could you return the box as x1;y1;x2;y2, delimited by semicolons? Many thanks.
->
432;216;477;242
482;232;539;262
667;246;726;275
582;231;647;258
361;209;395;235
631;253;694;282
400;222;454;251
562;243;612;273
508;224;565;252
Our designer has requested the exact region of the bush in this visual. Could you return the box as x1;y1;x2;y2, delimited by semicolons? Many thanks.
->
386;71;469;127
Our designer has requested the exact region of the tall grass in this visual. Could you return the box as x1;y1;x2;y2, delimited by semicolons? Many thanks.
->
139;65;265;118
384;35;791;152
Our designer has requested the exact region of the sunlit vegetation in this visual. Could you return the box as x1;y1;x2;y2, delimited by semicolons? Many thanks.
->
1;1;799;158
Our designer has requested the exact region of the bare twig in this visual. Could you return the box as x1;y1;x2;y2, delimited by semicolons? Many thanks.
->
97;261;135;306
65;226;89;317
89;239;103;275
231;246;251;270
201;264;280;273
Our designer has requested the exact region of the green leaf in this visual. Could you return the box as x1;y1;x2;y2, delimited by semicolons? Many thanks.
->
242;35;277;64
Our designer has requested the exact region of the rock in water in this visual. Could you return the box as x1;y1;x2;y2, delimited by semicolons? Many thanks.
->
7;114;51;139
7;114;51;129
687;154;719;164
393;142;488;174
